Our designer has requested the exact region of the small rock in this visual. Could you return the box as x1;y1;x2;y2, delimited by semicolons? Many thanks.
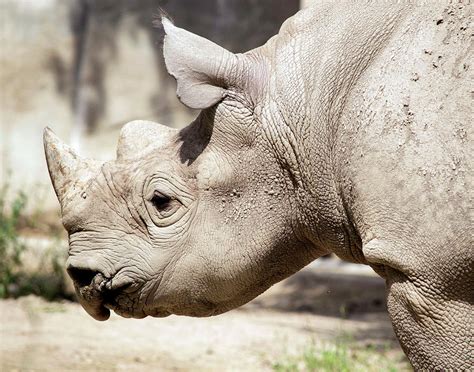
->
433;55;442;68
411;72;420;81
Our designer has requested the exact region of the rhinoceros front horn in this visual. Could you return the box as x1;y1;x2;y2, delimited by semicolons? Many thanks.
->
43;127;101;205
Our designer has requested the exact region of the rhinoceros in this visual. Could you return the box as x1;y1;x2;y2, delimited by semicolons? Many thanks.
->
44;2;472;370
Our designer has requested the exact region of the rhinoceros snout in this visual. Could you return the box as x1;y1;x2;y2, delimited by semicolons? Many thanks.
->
66;264;110;320
67;262;142;320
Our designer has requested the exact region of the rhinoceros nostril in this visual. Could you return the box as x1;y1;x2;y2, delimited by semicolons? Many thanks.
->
67;266;100;287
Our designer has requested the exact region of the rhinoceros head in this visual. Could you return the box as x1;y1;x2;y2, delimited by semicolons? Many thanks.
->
44;19;319;321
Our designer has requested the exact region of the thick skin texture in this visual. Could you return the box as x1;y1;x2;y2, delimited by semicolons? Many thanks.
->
44;2;473;370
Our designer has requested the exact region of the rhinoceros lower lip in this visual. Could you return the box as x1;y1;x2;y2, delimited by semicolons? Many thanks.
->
100;278;148;319
76;291;110;321
72;273;110;321
102;301;149;319
89;303;111;321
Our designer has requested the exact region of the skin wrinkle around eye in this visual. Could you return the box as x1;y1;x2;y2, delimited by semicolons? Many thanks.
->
142;172;196;229
151;193;181;219
143;174;193;204
123;199;149;238
148;205;197;251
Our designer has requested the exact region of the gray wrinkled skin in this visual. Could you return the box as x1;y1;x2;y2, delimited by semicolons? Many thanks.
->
44;2;472;370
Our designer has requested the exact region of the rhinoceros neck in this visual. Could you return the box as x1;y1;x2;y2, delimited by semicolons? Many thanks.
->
254;3;410;261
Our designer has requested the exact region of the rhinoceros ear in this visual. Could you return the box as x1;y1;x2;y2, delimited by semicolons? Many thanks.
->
162;18;241;110
116;120;177;160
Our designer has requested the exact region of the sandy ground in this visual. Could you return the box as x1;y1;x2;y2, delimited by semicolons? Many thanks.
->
0;263;409;371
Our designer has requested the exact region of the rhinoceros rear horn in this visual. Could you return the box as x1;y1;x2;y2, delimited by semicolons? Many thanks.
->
116;120;177;160
43;127;101;205
162;17;244;110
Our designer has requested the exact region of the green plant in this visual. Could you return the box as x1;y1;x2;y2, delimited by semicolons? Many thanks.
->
273;343;352;372
0;177;73;301
0;182;27;298
271;336;409;372
15;238;72;301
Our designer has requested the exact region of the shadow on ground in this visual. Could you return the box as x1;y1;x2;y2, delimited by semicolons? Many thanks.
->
245;265;396;344
252;265;387;317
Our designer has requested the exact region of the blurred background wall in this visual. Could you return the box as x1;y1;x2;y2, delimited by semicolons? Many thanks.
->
0;0;302;214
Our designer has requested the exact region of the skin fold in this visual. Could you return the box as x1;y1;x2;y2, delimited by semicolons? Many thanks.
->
44;2;472;370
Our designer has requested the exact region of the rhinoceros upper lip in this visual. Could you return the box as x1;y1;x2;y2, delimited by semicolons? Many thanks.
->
103;275;134;293
99;276;137;313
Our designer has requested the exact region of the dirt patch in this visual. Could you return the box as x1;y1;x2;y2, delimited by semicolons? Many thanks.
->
0;265;409;371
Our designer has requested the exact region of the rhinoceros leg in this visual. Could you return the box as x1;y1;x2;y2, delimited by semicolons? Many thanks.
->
363;239;472;370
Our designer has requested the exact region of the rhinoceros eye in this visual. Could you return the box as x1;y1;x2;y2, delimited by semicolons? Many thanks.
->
151;191;173;212
144;177;191;227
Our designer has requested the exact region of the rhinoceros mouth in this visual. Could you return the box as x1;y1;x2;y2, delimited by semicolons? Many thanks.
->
71;270;148;320
75;286;111;321
99;277;150;319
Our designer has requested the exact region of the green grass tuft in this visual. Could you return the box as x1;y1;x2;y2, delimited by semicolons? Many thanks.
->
0;181;27;298
272;336;409;372
0;178;71;300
